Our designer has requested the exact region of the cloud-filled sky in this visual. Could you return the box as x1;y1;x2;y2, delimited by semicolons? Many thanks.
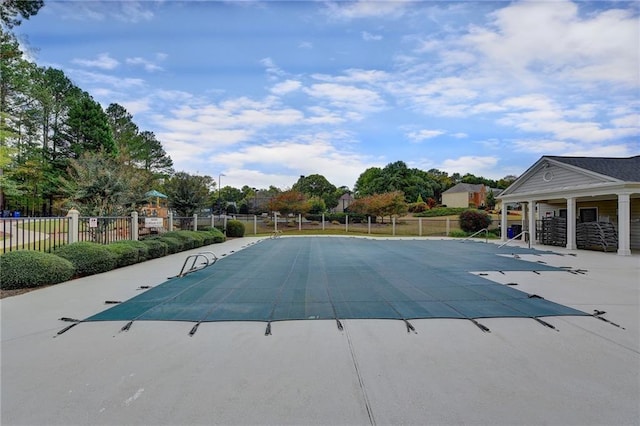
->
17;0;640;190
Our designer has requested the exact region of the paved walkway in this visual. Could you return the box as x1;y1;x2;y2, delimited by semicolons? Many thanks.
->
2;236;639;425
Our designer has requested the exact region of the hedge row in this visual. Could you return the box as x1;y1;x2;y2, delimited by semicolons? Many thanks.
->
304;213;373;224
0;228;226;291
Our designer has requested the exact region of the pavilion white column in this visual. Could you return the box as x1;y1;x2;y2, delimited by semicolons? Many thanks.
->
617;193;631;256
566;197;576;250
500;204;508;241
528;200;536;245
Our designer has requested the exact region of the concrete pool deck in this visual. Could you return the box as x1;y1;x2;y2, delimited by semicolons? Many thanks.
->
1;236;639;425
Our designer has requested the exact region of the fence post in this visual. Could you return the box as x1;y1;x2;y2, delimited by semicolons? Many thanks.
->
254;215;257;235
274;213;277;232
298;213;302;231
368;216;371;234
345;215;349;233
392;217;396;236
66;208;79;243
211;215;214;229
419;218;422;237
446;218;450;236
168;211;174;231
322;213;325;231
193;214;198;231
223;215;227;233
131;211;139;241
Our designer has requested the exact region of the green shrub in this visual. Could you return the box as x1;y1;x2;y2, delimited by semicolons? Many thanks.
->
0;251;75;290
226;220;245;237
179;230;206;248
205;228;226;243
140;239;168;258
200;227;225;244
408;202;428;213
124;240;150;261
414;207;467;217
458;209;492;233
162;231;197;250
448;229;468;238
53;242;117;276
159;236;183;253
106;242;143;267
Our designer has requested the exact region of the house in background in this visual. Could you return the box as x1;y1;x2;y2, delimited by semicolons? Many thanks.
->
442;183;503;209
334;193;354;213
498;155;640;256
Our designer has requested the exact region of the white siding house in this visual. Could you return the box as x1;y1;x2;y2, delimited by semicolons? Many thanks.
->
498;155;640;255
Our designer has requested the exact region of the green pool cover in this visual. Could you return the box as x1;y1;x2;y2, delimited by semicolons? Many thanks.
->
86;238;587;328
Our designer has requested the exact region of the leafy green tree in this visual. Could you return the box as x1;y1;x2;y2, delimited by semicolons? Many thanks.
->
485;190;496;210
1;0;44;28
354;161;437;203
135;131;173;177
0;30;31;210
164;172;214;217
307;196;326;214
349;191;407;223
105;103;139;161
268;190;309;218
60;151;150;216
354;166;384;197
497;175;517;189
63;92;115;159
292;174;338;209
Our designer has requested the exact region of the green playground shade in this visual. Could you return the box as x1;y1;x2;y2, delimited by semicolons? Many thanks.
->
86;238;588;324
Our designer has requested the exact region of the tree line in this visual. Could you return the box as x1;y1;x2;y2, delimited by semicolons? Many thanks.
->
1;2;516;219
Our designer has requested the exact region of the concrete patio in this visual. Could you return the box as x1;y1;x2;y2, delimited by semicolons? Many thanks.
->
2;236;638;425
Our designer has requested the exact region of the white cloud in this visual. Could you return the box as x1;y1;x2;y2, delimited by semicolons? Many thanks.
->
212;137;374;189
70;70;145;89
298;41;313;49
441;156;499;177
260;57;285;78
126;57;163;72
513;139;635;158
72;53;119;70
270;80;302;95
324;0;411;20
116;1;154;23
362;31;383;41
406;129;445;143
304;83;385;114
312;69;390;85
462;0;639;87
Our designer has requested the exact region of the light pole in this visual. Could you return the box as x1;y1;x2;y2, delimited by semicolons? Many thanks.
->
252;187;257;214
218;173;225;218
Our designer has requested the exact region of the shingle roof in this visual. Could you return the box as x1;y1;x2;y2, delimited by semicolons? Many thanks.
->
546;155;640;182
443;183;484;193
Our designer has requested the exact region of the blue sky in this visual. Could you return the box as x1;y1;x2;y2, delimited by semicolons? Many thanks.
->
16;0;640;190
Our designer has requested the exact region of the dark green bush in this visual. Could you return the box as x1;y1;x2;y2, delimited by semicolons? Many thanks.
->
157;236;183;253
205;228;226;243
53;242;117;276
140;239;168;258
124;240;150;261
459;209;492;233
226;220;245;237
305;213;371;224
106;242;143;267
0;251;75;290
199;227;225;244
162;231;197;250
448;229;468;238
179;230;206;247
414;207;467;217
